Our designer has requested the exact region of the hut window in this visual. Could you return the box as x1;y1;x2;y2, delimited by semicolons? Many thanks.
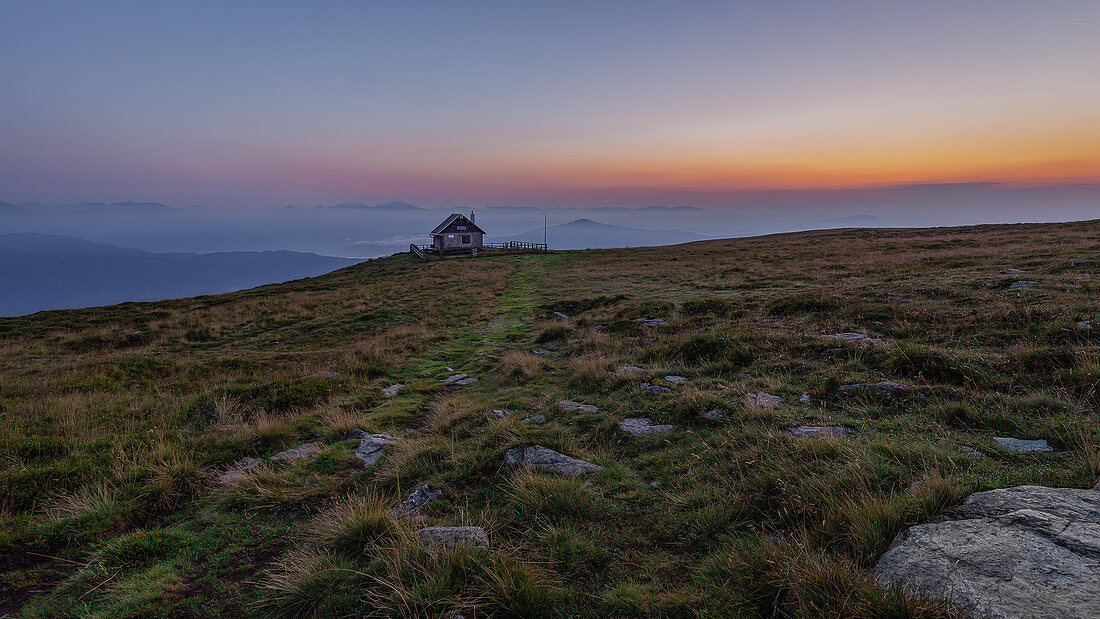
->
447;234;454;238
457;225;466;231
461;235;471;244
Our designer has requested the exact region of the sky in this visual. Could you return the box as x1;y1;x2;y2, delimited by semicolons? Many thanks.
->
2;1;1100;210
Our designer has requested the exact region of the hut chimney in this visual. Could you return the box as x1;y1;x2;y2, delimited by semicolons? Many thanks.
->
470;210;475;223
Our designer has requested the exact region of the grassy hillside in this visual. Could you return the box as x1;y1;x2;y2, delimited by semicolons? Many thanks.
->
2;221;1098;617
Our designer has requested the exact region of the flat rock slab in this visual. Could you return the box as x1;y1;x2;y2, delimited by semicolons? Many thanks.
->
416;526;489;548
504;445;601;476
454;377;478;386
665;375;688;384
640;382;671;395
381;383;404;397
559;400;598;413
1009;280;1040;289
824;332;882;344
270;442;323;462
522;415;547;424
786;425;853;439
391;484;445;520
217;456;263;485
619;417;674;435
994;437;1054;453
999;268;1024;274
349;430;398;467
839;381;908;396
746;392;784;408
442;373;468;383
532;349;552;355
872;485;1100;619
632;317;668;327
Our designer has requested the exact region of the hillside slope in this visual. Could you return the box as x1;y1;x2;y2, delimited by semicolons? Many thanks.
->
1;221;1098;617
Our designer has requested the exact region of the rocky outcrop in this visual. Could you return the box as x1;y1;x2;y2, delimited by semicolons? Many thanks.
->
522;415;547;424
786;425;853;439
619;417;674;435
416;526;489;548
217;456;263;485
1008;280;1040;289
391;484;444;520
270;442;323;462
872;485;1100;619
349;430;398;467
640;383;671;395
504;445;601;476
559;400;598;413
381;383;404;397
839;381;908;396
994;437;1054;454
746;392;784;408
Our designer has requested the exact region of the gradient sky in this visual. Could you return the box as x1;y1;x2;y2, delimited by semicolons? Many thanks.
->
3;1;1099;209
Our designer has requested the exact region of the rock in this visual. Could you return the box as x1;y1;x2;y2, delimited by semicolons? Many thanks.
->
552;311;569;320
559;400;598;413
390;484;444;519
522;415;546;424
872;485;1100;619
632;317;668;327
1009;280;1040;289
504;445;601;476
824;332;882;344
786;425;853;439
703;409;726;421
270;442;323;462
665;375;688;384
532;349;552;355
1077;320;1093;331
640;382;671;395
619;417;674;435
416;526;489;548
959;445;984;458
994;437;1054;454
798;392;811;405
349;431;398;467
746;392;784;408
454;377;477;386
615;364;645;374
442;373;467;383
381;383;404;397
839;381;908;396
999;268;1024;274
217;456;263;485
487;409;509;420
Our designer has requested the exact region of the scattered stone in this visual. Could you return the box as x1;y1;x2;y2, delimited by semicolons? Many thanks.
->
442;373;467;383
640;382;671;395
1008;280;1040;289
994;437;1054;454
349;430;398;467
487;409;510;420
872;485;1100;619
665;375;688;384
746;392;784;408
270;442;323;462
532;349;552;355
999;268;1024;274
559;400;598;413
552;311;569;320
615;364;645;374
454;377;477;386
824;332;882;344
416;526;489;548
522;414;547;424
798;392;811;405
217;457;263;485
391;484;445;519
703;409;726;421
786;425;853;439
1077;320;1093;331
504;445;602;476
632;317;668;327
619;417;674;435
381;383;404;397
839;381;908;396
591;324;606;332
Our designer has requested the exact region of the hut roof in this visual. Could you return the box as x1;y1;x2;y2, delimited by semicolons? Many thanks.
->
431;213;485;235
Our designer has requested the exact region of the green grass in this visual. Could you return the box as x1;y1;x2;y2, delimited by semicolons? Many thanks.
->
1;220;1099;616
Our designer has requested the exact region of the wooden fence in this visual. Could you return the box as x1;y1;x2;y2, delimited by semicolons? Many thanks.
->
410;242;547;261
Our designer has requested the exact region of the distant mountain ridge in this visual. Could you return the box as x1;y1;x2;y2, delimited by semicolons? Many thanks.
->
504;218;708;249
0;233;359;316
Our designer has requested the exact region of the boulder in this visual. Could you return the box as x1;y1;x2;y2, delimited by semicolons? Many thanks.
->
270;442;323;462
786;425;853;439
994;437;1054;454
522;414;547;424
442;373;468;384
533;348;552;355
552;311;569;320
746;392;784;408
1009;280;1040;289
641;382;671;395
619;417;674;435
487;409;510;420
349;430;398;467
665;375;688;384
839;381;908;396
381;383;404;397
559;400;598;413
217;456;263;485
703;409;726;421
416;526;489;548
872;485;1100;619
391;484;444;519
504;445;601;476
798;392;811;405
454;377;477;386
